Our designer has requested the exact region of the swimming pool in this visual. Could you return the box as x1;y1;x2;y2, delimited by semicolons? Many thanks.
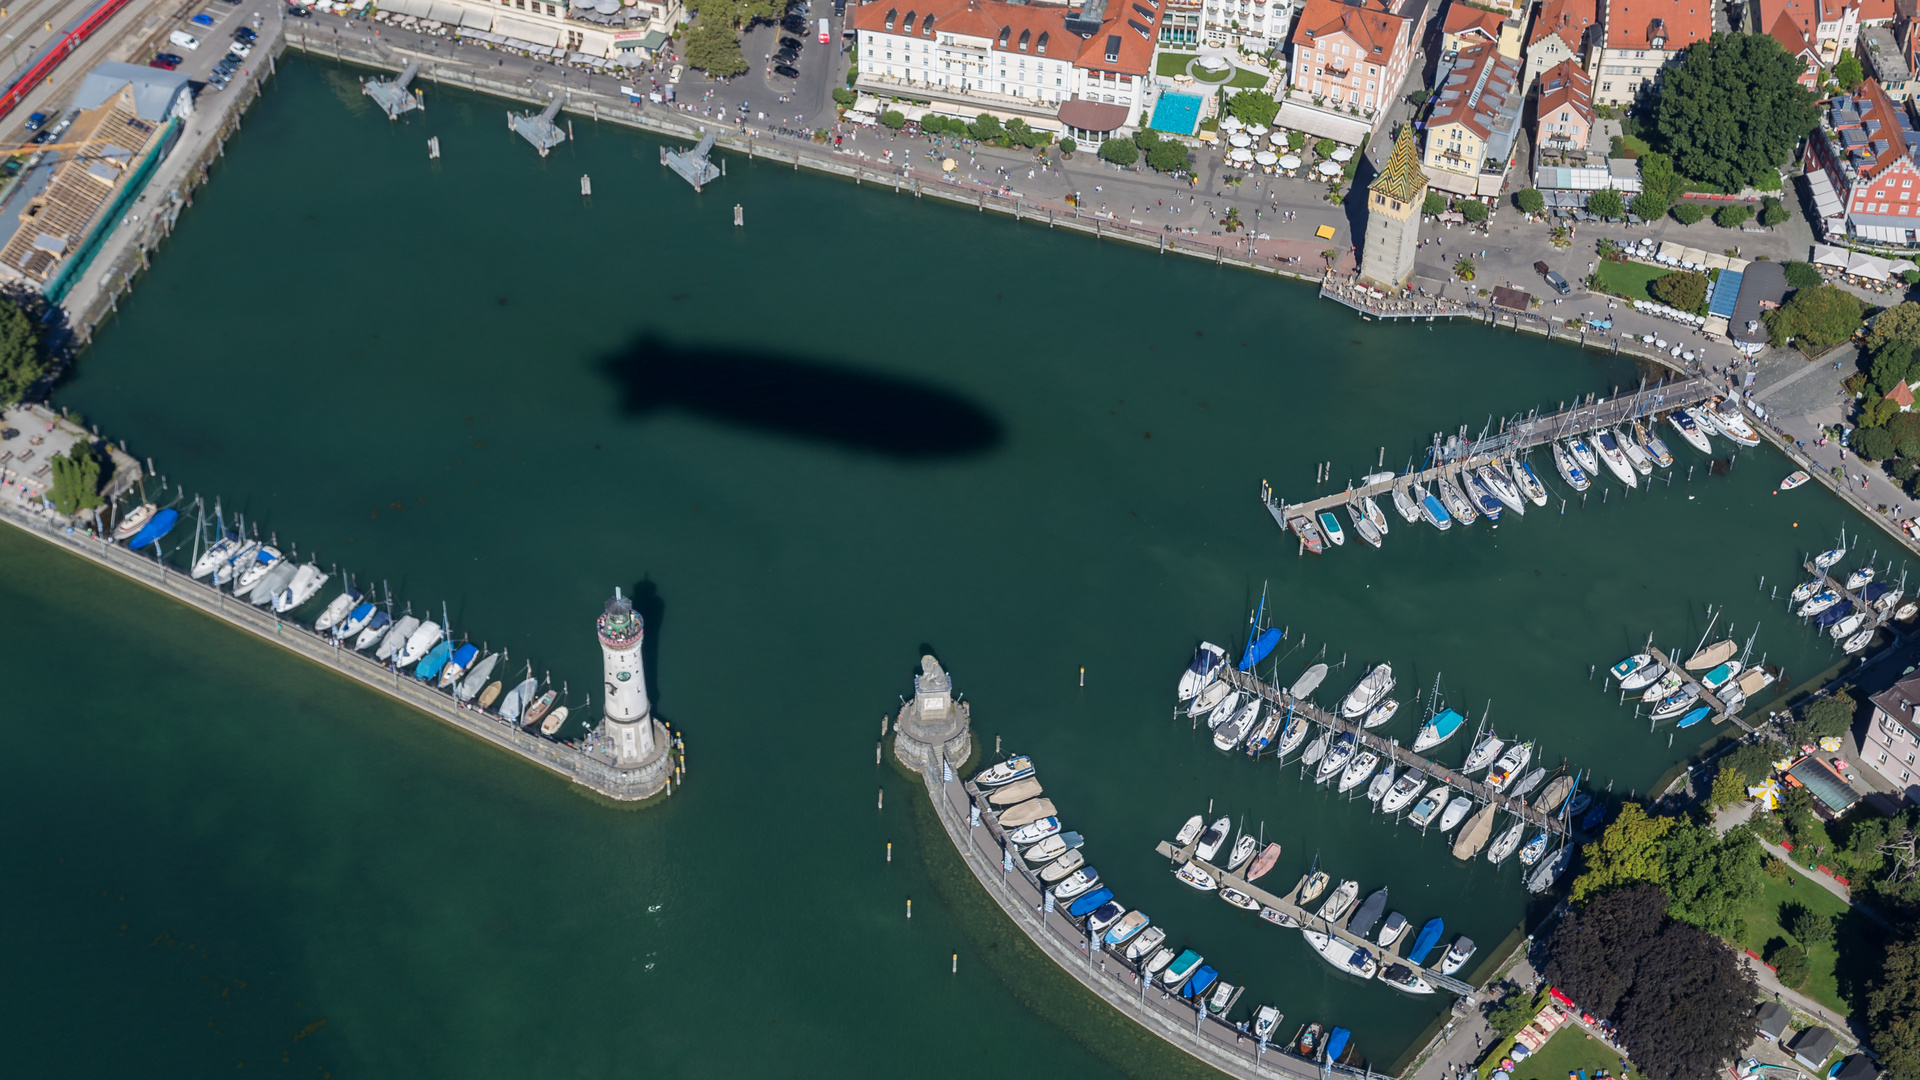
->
1150;92;1203;136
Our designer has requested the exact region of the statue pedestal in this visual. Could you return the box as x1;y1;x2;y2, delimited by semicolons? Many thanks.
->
891;655;972;776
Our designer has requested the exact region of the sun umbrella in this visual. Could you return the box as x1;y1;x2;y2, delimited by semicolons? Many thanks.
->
1318;160;1341;176
1220;116;1244;131
1255;150;1278;166
1330;147;1353;162
1229;147;1254;163
1247;123;1269;136
1278;154;1301;169
1229;132;1252;148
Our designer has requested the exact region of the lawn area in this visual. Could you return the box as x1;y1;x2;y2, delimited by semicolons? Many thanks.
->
1153;53;1268;88
1506;1026;1629;1080
1230;66;1269;88
1156;51;1197;77
1738;871;1861;1017
1591;259;1669;302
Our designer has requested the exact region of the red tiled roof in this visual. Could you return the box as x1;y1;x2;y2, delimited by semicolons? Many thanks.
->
1535;58;1593;123
1855;78;1911;178
1293;0;1414;69
1890;380;1916;407
1755;0;1818;46
1602;0;1711;50
1767;7;1817;58
1528;0;1597;49
1443;0;1506;42
1428;41;1521;140
848;0;1162;75
1057;99;1130;130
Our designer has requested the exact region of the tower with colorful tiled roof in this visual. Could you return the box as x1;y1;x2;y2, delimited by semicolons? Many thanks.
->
1360;122;1429;290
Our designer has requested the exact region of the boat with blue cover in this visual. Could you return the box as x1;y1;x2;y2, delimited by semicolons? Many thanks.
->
1180;964;1220;1000
1676;706;1711;729
1067;887;1114;919
1413;707;1465;752
1406;917;1444;965
1161;948;1204;989
414;640;456;682
1416;482;1453;531
335;601;378;639
127;508;180;550
1323;1027;1351;1065
1552;441;1591;491
439;642;481;689
1241;590;1281;671
1464;472;1502;520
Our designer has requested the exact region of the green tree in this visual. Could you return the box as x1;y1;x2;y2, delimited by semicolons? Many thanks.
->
1516;188;1545;215
1147;139;1190;173
1422;191;1447;216
1873;342;1918;396
879;109;906;130
1654;34;1821;192
1869;301;1920;354
1630;191;1668;219
1836;48;1866;91
1791;691;1860;744
1764;284;1865;351
1098;137;1138;166
0;295;44;405
1060;137;1077;155
1715;203;1754;228
1710;766;1750;810
1484;985;1539;1039
1572;802;1677;902
1640;151;1679;205
1665;822;1762;940
831;87;855;107
1784;260;1823;289
1789;904;1836;952
47;438;102;517
1856;426;1898;461
1773;943;1811;988
1460;199;1488;223
1225;89;1280;127
1867;936;1920;1080
1314;137;1336;159
1672;201;1706;225
1587;187;1626;219
1651;270;1710;312
1287;131;1306;150
1761;196;1791;226
684;20;748;77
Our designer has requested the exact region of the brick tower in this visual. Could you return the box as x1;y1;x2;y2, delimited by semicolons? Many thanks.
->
1360;123;1430;290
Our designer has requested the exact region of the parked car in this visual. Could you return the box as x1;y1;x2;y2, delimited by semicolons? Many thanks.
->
234;25;256;41
190;12;216;27
229;41;252;57
22;111;46;132
773;63;799;78
1544;270;1571;295
285;3;311;15
775;46;799;62
779;35;802;49
169;30;201;49
155;51;184;66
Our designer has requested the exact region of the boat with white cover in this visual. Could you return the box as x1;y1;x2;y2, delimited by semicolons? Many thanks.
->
1290;663;1328;699
1392;483;1421;524
1462;733;1504;773
1614;426;1653;475
1340;664;1394;718
1302;928;1377;978
312;588;362;632
1302;730;1331;765
1486;821;1526;863
272;563;328;613
1594;430;1638;486
1507;766;1547;800
1438;796;1473;832
395;620;444;668
247;561;297;606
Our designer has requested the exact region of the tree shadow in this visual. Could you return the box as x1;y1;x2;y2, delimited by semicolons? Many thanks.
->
597;335;1004;460
1832;907;1889;1013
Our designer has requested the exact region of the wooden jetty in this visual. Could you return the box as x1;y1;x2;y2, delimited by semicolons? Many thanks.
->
1219;667;1569;838
1641;644;1750;733
1270;375;1719;520
1804;558;1887;630
1152;841;1478;998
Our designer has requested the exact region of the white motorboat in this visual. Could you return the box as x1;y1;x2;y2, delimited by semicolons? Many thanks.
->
1437;476;1477;525
1024;834;1076;864
1202;690;1242;730
1178;642;1229;701
1567;434;1600;476
395;620;444;668
1038;850;1086;883
1847;567;1877;591
1710;399;1761;446
1302;928;1378;978
1188;679;1233;718
1413;708;1465;751
1297;871;1330;905
1407;792;1445;827
1177;862;1219;891
1510;458;1550;505
351;611;392;651
1194;817;1231;861
976;756;1036;787
190;534;245;579
1174;814;1205;847
1790;578;1824;603
1337;750;1380;793
1125;925;1167;962
1518;833;1550;866
1486;821;1526;863
272;563;328;613
1316;733;1357;783
1640;670;1683;702
1220;887;1261;911
1415;482;1453;531
210;539;260;585
1144;947;1177;978
1650;689;1700;721
1620;662;1666;692
1380;769;1428;814
1485;743;1533;792
1302;731;1331;766
111;502;155;540
1462;733;1505;773
1087;901;1126;936
1830;612;1867;640
232;544;284;593
1052;869;1101;901
1362;698;1399;730
1377;911;1409;946
1277;714;1311;756
1438;796;1473;832
1634;420;1674;468
1008;817;1062;845
1213;700;1261;751
1226;834;1259;871
1593;429;1639;486
1691;402;1725;436
312;588;362;632
1290;663;1328;700
1347;503;1383;548
1361;494;1390;535
1379;961;1437;995
246;561;297;606
1439;936;1477;976
335;600;378;640
1106;911;1151;947
1478;464;1526;514
1391;483;1421;524
1669;409;1713;454
1552;441;1592;492
1614;425;1653;475
1366;762;1397;803
1316;879;1359;922
1609;652;1652;683
1844;628;1874;653
1340;663;1395;718
1253;1004;1281;1043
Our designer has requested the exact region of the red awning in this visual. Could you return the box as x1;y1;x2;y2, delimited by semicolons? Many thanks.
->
1549;987;1575;1008
1057;99;1129;133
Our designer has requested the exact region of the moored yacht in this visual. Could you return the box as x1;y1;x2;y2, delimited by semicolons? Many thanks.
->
1614;425;1653;475
1552;441;1592;491
1392;483;1421;524
1380;769;1428;814
1669;408;1713;454
1340;663;1395;718
1302;928;1378;978
1416;482;1453;531
1177;643;1229;701
1413;707;1465;751
1462;732;1505;773
1593;429;1638;486
1510;458;1550;505
1567;434;1600;476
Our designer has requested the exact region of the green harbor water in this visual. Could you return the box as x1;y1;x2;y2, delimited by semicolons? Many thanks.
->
5;55;1909;1077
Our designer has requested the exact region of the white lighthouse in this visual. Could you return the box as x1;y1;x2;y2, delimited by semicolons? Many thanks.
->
597;587;655;765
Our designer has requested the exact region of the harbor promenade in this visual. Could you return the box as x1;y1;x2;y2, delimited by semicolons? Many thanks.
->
1216;668;1570;839
0;492;682;802
918;748;1395;1080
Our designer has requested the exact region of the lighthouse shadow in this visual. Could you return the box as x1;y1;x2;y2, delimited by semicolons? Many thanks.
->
627;576;666;711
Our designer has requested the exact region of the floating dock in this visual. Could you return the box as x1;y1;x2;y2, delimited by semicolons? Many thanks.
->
1642;644;1747;733
509;95;567;156
1271;375;1720;520
662;131;721;191
1218;667;1570;838
363;59;424;119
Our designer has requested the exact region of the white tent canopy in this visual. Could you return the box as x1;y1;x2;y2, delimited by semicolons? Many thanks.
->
1811;244;1851;267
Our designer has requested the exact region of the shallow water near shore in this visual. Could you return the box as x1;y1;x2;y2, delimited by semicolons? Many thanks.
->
4;54;1906;1077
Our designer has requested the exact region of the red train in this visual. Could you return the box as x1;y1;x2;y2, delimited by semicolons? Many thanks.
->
0;0;138;119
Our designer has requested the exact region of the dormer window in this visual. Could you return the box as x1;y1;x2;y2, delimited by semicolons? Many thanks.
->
1105;33;1119;62
1037;31;1048;54
999;26;1011;48
1018;28;1030;50
903;12;915;33
884;7;895;30
922;15;934;35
